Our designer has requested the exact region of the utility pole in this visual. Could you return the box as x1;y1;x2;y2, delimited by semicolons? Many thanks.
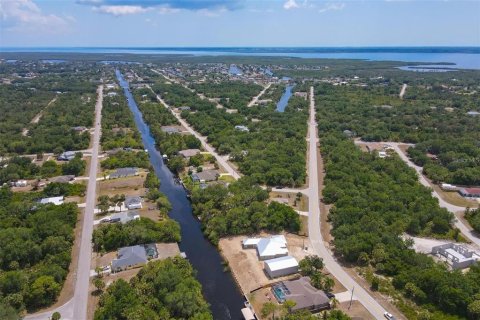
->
349;286;355;310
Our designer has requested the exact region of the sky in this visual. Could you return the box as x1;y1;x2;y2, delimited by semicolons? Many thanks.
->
0;0;479;47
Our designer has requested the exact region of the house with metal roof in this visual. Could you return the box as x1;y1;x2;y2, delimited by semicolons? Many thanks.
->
264;255;299;278
111;245;148;273
272;277;330;312
459;188;480;198
243;235;288;260
39;196;64;206
161;126;181;134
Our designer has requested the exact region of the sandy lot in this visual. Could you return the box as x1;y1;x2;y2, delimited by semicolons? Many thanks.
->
98;172;148;198
220;233;313;294
269;191;308;212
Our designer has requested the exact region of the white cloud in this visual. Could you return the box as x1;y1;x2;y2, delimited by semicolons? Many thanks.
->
318;2;345;13
283;0;299;10
0;0;70;33
93;5;149;16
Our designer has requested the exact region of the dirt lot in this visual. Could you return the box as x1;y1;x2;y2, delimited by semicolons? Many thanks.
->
338;300;374;320
219;233;310;294
98;172;148;198
269;191;308;212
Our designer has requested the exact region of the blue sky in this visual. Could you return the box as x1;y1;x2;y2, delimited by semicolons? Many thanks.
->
0;0;479;47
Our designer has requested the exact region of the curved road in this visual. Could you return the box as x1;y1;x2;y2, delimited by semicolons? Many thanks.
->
307;86;386;319
390;143;480;247
26;85;103;320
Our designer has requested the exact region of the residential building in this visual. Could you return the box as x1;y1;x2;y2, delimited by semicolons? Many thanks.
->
161;126;181;134
13;180;28;187
272;277;331;312
459;188;480;198
49;175;75;183
432;243;480;269
109;211;140;224
235;125;250;132
111;245;147;273
39;196;64;206
243;235;288;260
109;167;138;179
125;196;142;210
264;255;299;278
58;151;76;161
178;149;201;159
192;170;219;183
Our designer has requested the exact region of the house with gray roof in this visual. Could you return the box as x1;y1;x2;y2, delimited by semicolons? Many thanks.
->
272;277;330;312
178;149;201;159
192;170;219;183
109;167;138;179
161;126;181;134
109;211;140;224
125;196;142;210
111;245;147;273
58;151;77;161
49;175;75;183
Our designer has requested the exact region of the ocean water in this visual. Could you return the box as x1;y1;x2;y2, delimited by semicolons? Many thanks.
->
2;47;480;70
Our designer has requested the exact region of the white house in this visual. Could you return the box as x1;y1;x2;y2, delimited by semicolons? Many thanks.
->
125;196;142;210
39;196;64;206
264;255;299;278
243;235;288;260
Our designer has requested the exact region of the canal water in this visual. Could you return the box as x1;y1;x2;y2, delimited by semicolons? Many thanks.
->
276;84;294;112
115;70;245;319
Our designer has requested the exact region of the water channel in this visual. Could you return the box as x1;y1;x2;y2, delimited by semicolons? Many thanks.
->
276;84;294;112
115;69;245;319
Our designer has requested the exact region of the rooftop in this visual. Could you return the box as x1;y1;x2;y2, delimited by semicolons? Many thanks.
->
264;255;298;271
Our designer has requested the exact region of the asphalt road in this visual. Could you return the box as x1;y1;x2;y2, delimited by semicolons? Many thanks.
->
390;143;480;248
26;85;104;320
306;86;387;320
147;85;242;180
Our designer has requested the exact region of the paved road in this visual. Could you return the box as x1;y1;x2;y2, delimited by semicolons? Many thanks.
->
307;86;386;320
399;83;407;99
390;143;480;247
26;85;104;320
247;82;272;107
147;85;241;180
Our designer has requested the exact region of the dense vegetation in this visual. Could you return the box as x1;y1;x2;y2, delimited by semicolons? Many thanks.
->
320;134;479;319
0;61;100;155
94;257;212;320
92;218;180;252
0;155;86;185
191;81;263;109
101;150;150;169
149;76;308;186
314;81;480;186
0;187;79;313
465;209;480;234
191;177;300;244
101;89;142;150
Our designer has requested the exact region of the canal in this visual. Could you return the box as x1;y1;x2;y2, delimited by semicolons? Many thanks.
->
276;84;294;112
115;69;245;319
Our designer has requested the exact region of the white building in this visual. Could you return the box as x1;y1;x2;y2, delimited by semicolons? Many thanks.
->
264;255;299;278
39;196;64;206
243;235;288;260
14;180;28;187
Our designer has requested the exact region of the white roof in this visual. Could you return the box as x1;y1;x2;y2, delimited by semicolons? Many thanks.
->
39;196;64;205
264;255;298;271
243;238;261;246
257;235;288;258
241;308;255;320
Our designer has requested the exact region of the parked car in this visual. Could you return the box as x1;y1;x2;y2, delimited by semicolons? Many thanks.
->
384;312;396;320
